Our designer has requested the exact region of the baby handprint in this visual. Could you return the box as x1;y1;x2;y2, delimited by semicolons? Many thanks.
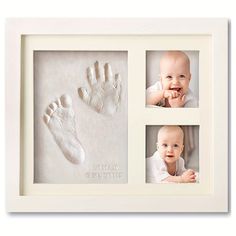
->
78;61;122;115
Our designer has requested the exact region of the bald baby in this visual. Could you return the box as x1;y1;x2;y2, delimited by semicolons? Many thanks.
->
160;51;190;75
157;125;184;145
146;50;197;108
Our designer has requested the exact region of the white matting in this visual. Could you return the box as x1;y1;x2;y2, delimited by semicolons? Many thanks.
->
34;51;128;183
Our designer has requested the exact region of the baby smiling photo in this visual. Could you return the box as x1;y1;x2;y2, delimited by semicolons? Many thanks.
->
146;51;199;108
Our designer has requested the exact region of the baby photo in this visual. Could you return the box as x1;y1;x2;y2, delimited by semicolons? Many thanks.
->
146;125;199;183
34;51;128;184
146;51;199;108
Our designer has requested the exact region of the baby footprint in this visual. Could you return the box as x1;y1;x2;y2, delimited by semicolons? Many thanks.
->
43;94;85;165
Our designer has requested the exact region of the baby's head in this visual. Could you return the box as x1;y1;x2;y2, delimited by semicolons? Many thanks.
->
159;51;191;95
157;126;184;164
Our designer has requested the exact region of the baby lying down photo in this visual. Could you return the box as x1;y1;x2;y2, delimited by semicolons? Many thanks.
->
146;125;199;183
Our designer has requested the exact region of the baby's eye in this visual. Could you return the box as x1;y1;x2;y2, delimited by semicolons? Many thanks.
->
166;75;172;79
179;75;186;79
173;144;179;148
162;144;168;148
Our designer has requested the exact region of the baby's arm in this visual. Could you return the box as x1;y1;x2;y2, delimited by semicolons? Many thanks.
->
168;94;186;108
180;169;196;183
162;169;196;183
146;90;180;106
146;90;165;105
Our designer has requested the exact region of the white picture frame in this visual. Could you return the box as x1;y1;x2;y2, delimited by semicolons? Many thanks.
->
6;18;228;212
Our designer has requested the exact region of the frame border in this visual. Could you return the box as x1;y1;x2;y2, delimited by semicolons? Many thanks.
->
5;18;228;212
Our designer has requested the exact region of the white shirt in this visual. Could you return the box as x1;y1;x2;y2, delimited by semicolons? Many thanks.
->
146;81;198;108
146;151;186;183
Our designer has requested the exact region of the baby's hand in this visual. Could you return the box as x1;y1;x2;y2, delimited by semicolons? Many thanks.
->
181;169;196;183
163;90;181;99
168;94;186;108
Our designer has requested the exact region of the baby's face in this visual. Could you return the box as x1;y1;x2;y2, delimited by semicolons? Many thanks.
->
157;128;184;165
160;56;191;95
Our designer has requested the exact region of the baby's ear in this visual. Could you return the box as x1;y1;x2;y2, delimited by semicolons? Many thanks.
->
189;73;192;81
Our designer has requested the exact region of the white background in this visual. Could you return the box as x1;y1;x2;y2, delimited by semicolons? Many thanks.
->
0;0;234;236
